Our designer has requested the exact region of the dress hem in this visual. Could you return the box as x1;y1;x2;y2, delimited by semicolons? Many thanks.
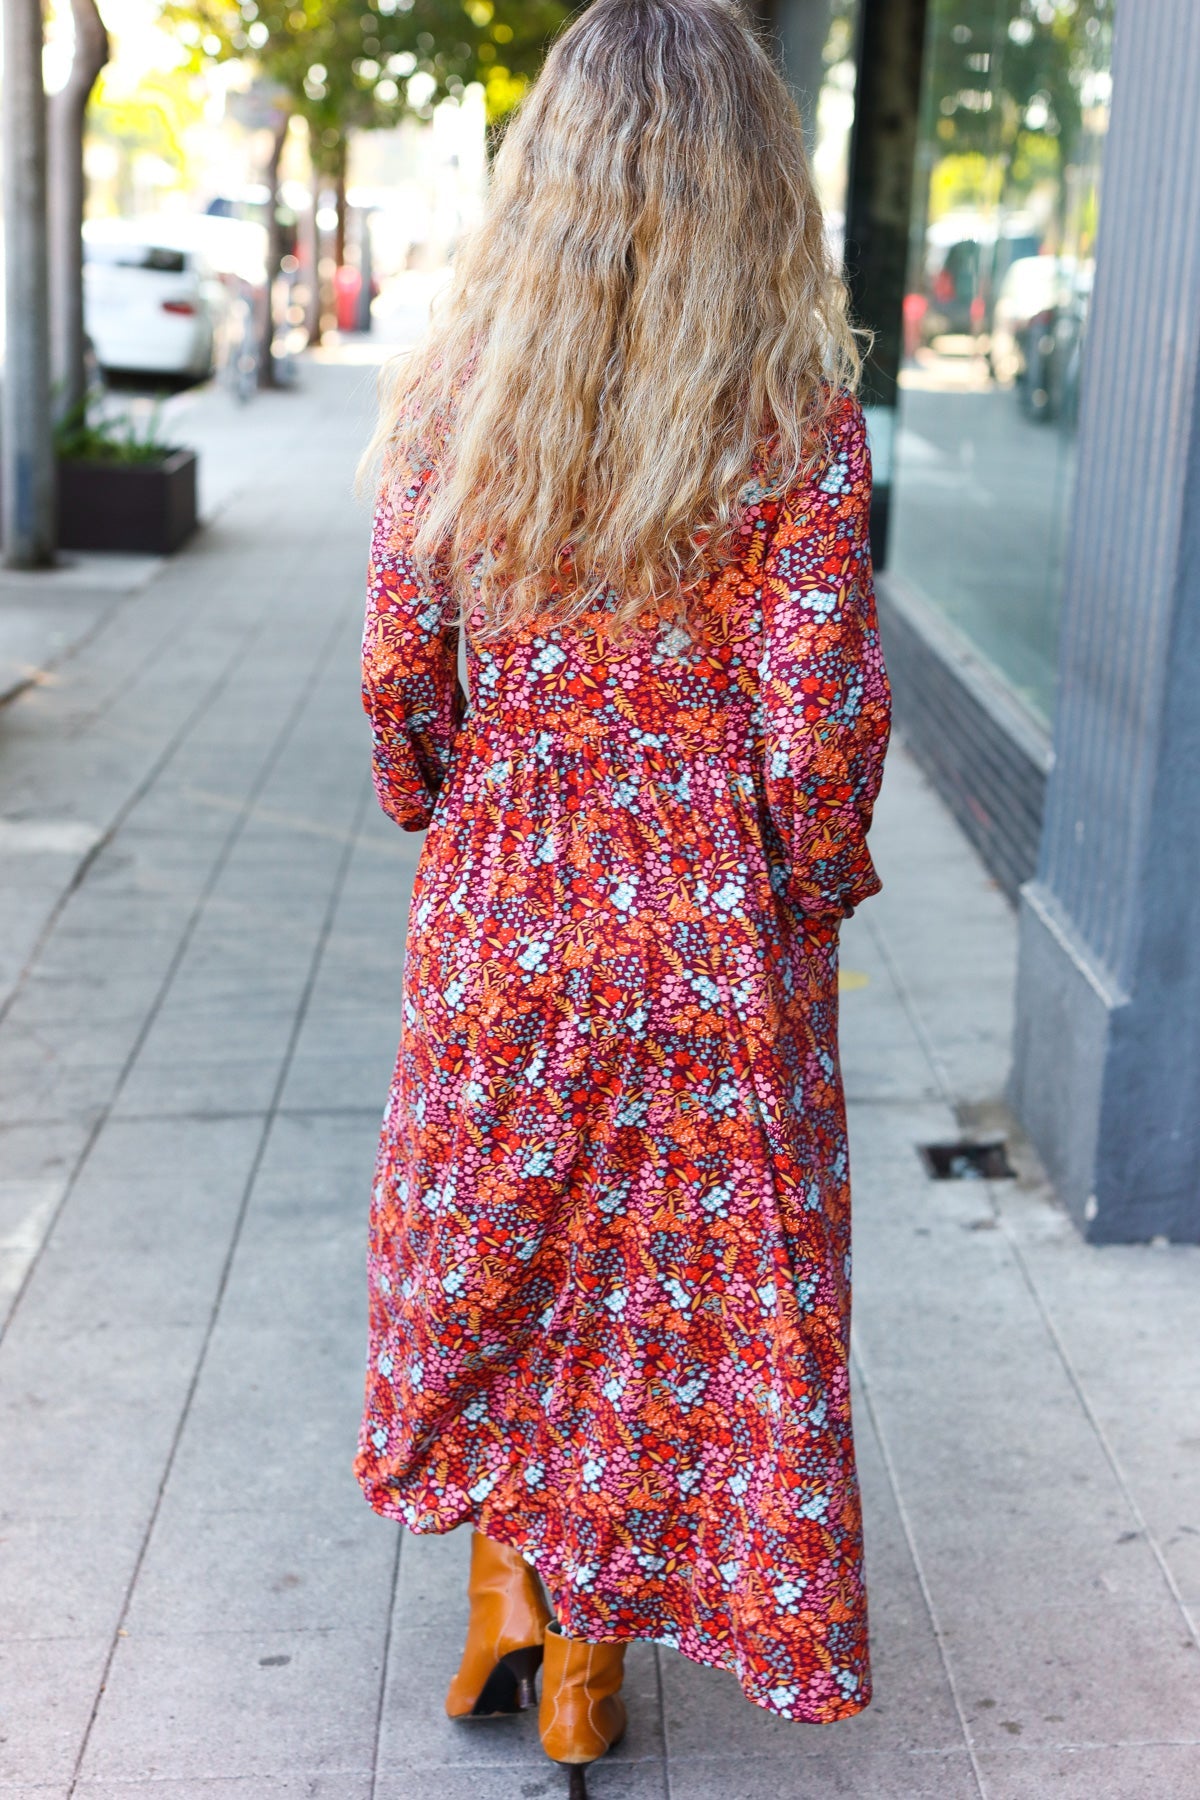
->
358;1475;873;1727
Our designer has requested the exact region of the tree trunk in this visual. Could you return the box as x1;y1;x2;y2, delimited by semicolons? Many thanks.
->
258;115;289;390
2;0;56;567
334;145;348;272
48;0;109;421
306;162;324;347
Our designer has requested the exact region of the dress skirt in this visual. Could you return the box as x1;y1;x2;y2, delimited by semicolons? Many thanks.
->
355;391;891;1721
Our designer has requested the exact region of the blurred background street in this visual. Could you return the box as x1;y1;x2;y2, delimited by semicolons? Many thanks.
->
1;345;1198;1798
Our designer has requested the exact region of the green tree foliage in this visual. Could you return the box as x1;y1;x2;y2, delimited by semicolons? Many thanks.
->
923;0;1114;178
164;0;565;369
167;0;567;170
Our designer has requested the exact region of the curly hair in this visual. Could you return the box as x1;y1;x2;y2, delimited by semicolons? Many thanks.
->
363;0;865;638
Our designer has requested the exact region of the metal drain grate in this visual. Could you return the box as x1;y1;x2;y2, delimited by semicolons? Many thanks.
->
919;1140;1015;1181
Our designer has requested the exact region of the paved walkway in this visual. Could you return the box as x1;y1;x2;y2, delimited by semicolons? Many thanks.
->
1;352;1197;1800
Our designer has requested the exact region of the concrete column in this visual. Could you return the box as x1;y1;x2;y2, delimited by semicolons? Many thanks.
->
1011;1;1200;1243
2;0;56;568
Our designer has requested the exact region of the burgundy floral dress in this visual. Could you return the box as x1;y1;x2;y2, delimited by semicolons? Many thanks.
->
355;391;891;1721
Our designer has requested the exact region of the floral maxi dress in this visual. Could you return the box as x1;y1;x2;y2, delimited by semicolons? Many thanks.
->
355;391;891;1722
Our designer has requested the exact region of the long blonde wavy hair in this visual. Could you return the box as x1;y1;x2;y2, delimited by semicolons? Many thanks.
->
364;0;863;638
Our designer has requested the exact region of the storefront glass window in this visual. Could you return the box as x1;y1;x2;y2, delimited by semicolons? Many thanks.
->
887;0;1114;725
809;1;861;257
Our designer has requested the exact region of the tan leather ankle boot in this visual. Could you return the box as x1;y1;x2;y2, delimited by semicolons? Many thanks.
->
445;1530;551;1719
538;1620;627;1770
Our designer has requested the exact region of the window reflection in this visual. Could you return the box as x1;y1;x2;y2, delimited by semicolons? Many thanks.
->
810;0;861;257
888;0;1114;725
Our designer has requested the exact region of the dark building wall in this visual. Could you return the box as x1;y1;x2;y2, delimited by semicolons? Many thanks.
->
877;577;1048;904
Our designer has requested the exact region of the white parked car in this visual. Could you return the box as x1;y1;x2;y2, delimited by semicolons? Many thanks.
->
83;217;229;381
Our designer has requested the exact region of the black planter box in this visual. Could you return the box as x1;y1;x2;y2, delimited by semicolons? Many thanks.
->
56;448;198;555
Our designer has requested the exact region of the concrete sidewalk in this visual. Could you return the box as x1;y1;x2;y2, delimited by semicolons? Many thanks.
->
1;353;1196;1800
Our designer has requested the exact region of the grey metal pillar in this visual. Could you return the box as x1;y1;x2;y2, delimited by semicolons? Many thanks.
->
2;0;56;567
1011;1;1200;1244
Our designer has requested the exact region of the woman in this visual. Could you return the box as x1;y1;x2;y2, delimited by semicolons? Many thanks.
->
355;0;891;1788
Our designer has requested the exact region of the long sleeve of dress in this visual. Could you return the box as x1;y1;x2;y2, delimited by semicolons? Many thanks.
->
758;395;891;920
362;456;467;831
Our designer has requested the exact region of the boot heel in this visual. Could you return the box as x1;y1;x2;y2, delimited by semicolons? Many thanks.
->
468;1641;544;1716
445;1532;552;1721
565;1769;589;1799
501;1642;543;1709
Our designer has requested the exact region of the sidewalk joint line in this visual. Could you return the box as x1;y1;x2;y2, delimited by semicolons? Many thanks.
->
64;768;372;1795
0;562;300;1035
862;776;1200;1730
369;1527;405;1797
864;912;958;1107
652;1641;674;1800
61;526;330;748
0;600;357;1359
995;1202;1200;1655
852;1343;990;1800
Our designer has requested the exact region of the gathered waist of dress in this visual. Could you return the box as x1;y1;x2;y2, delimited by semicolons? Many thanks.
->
457;704;765;771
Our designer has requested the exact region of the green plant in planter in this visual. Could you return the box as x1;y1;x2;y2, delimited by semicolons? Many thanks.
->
54;395;180;466
49;385;199;554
